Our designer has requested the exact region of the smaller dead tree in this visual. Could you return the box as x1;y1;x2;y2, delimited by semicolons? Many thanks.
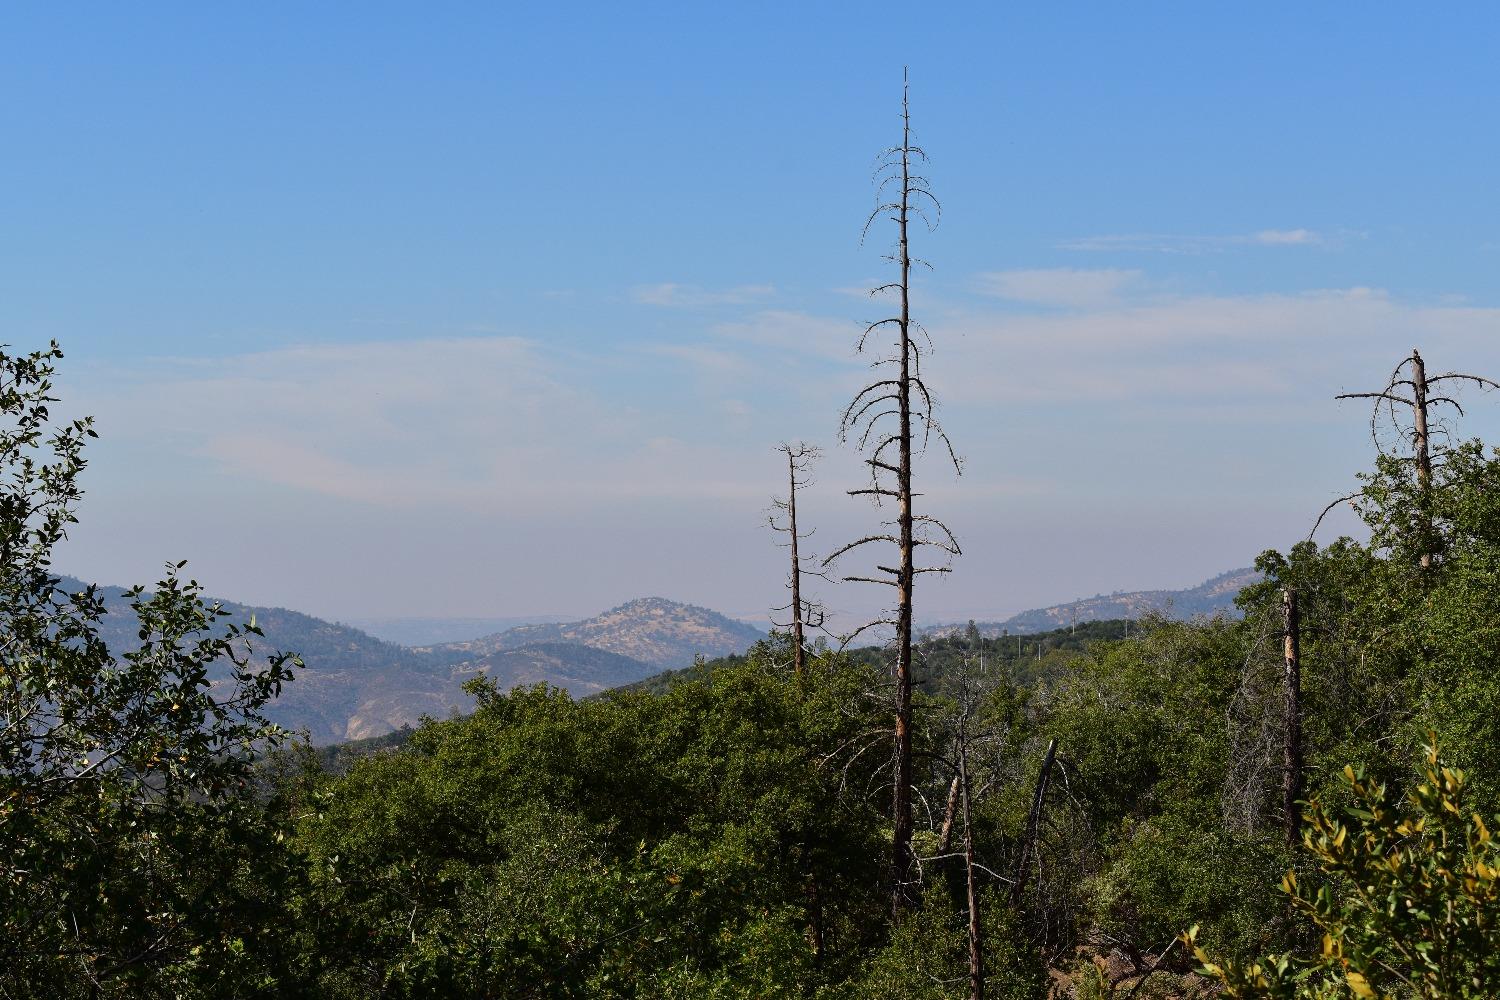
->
937;769;962;854
1322;349;1498;566
958;730;984;1000
1012;738;1056;905
768;442;827;678
932;651;1010;1000
1281;586;1302;848
1222;618;1286;837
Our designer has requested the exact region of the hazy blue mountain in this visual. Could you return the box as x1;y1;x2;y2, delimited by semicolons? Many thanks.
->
925;568;1260;638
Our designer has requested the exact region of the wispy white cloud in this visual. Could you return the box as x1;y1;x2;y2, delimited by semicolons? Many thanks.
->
85;337;601;507
643;342;750;375
631;282;776;308
932;286;1500;413
78;334;810;513
974;268;1142;308
711;309;857;362
1253;228;1319;246
1059;228;1332;253
78;286;1500;529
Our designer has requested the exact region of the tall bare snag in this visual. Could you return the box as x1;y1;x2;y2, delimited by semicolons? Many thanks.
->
825;72;961;916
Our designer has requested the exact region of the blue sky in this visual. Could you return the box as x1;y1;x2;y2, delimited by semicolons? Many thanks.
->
7;4;1500;624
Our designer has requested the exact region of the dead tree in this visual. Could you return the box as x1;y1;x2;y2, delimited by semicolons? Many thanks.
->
1324;349;1498;566
1011;738;1056;905
1281;586;1302;848
958;732;984;1000
937;651;1009;1000
937;770;962;853
768;442;826;678
824;71;962;916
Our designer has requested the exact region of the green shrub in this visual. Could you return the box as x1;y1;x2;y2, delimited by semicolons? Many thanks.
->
1189;739;1500;998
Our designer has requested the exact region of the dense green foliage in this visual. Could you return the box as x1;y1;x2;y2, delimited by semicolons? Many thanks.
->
297;655;890;995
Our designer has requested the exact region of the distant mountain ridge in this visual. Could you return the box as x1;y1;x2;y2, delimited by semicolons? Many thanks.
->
926;568;1260;638
55;568;1257;745
54;578;764;744
424;597;766;670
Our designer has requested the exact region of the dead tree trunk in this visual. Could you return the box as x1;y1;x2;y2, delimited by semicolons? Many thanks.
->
825;71;960;918
1411;350;1432;494
788;450;806;677
937;771;961;853
959;737;984;1000
889;74;919;919
1281;586;1303;848
1409;350;1436;570
1012;738;1056;905
770;443;824;679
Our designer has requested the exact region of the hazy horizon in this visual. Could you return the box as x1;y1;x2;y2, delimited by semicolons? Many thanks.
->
58;561;1255;635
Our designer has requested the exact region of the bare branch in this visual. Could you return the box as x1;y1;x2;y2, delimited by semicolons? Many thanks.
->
843;575;900;588
823;535;900;565
1427;372;1500;390
1308;492;1361;540
837;618;898;649
1336;391;1415;406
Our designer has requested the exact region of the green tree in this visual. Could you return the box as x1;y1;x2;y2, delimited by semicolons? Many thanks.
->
0;343;301;998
